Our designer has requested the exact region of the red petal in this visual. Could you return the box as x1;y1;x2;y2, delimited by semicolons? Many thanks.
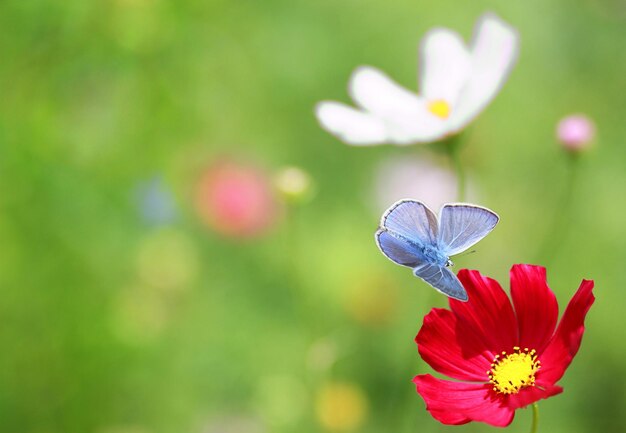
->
451;269;518;354
538;279;595;384
416;308;492;382
506;385;563;410
413;374;514;427
510;265;559;353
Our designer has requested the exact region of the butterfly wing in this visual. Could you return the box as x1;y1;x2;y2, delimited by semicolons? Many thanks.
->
375;230;425;268
379;199;438;245
437;203;499;257
376;199;438;267
376;200;468;300
413;263;468;301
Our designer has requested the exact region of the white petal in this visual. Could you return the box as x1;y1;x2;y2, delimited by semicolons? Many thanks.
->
349;66;423;118
315;101;388;146
419;29;472;103
448;13;519;131
385;114;449;145
349;66;449;144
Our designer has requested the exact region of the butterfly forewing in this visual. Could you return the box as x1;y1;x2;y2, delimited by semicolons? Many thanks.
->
380;200;438;245
437;204;499;257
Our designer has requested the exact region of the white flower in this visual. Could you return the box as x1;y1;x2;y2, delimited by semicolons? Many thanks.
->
315;13;519;146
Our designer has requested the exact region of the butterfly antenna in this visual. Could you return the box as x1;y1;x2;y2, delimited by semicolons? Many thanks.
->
458;249;477;257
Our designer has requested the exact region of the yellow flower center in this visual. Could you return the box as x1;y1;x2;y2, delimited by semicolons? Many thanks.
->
427;99;451;119
488;347;541;395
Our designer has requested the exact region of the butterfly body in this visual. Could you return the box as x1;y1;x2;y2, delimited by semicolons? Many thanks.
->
375;200;498;301
390;232;449;267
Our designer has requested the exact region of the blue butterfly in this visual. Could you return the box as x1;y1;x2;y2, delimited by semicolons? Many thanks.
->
375;200;499;301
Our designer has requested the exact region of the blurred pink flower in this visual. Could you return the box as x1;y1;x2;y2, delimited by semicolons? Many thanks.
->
373;155;475;213
556;114;595;152
196;160;280;238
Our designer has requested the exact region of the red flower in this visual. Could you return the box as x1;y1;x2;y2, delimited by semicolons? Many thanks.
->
413;264;594;426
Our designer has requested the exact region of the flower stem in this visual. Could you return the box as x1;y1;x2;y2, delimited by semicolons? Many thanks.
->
530;403;539;433
282;202;307;326
452;148;466;202
536;152;581;264
446;135;466;202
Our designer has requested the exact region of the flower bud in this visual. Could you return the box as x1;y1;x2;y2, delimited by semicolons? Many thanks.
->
556;114;595;152
274;166;314;204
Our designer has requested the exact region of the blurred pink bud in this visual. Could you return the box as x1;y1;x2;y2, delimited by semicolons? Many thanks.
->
196;160;280;238
556;114;595;151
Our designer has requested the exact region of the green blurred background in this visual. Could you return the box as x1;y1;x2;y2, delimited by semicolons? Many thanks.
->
1;0;625;432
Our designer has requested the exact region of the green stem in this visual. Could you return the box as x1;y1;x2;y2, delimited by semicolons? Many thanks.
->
446;135;466;202
284;203;304;319
451;146;466;202
536;153;580;264
530;403;539;433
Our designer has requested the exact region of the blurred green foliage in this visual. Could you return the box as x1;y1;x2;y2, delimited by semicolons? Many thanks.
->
0;0;625;432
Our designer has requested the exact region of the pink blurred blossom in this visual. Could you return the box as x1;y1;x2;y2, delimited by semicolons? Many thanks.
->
556;114;595;151
196;160;280;238
373;154;477;213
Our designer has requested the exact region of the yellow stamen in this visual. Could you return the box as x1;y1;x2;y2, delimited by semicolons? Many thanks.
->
488;347;541;395
427;100;451;119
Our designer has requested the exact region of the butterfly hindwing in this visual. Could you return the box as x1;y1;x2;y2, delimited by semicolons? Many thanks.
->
413;263;468;301
375;230;425;268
